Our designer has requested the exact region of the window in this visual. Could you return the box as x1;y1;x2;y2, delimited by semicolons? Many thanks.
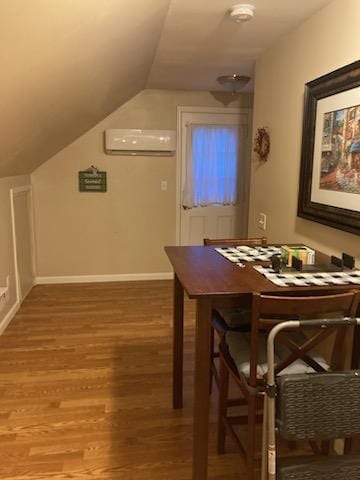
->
182;125;239;208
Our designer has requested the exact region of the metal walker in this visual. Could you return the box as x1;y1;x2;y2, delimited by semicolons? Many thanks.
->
261;317;360;480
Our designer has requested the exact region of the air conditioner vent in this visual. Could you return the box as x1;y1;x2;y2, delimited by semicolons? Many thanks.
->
105;129;176;156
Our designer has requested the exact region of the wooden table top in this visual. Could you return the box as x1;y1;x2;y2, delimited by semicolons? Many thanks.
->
165;245;350;299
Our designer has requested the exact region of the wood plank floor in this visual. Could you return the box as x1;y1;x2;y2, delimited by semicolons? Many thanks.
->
0;281;246;480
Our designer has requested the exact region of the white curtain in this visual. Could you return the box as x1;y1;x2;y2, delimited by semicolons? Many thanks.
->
182;125;239;208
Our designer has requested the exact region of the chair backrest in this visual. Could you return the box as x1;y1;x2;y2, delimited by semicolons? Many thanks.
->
248;290;360;387
203;236;267;246
277;370;360;441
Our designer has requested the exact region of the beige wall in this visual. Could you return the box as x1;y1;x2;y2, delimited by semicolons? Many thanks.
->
0;175;31;330
32;89;253;277
249;0;360;263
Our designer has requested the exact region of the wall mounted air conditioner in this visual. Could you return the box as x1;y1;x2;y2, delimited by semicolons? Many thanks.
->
104;129;176;156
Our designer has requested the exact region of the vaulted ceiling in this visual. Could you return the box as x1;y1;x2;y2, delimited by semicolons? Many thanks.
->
148;0;333;91
0;0;332;177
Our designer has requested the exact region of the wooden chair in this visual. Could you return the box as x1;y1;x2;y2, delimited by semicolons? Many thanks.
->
217;290;360;480
204;237;267;247
203;237;267;387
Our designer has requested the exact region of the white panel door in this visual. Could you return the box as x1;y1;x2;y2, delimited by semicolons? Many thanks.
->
179;109;251;245
11;187;35;301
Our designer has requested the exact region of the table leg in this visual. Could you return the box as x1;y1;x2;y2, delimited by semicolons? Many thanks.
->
192;297;212;480
173;273;184;409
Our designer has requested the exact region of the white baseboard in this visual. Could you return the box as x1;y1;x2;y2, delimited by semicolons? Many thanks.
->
0;301;20;335
35;272;174;285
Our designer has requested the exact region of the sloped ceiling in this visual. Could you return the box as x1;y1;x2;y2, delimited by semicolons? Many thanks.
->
0;0;170;177
0;0;333;178
148;0;333;91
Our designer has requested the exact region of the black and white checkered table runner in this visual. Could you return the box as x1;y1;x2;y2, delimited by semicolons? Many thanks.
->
253;265;360;287
215;245;282;263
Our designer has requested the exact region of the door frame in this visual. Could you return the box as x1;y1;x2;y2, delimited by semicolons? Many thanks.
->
176;106;253;245
10;185;36;302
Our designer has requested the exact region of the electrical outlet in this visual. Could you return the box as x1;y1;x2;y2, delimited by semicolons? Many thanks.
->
258;213;267;231
5;276;10;303
161;180;168;191
0;285;8;311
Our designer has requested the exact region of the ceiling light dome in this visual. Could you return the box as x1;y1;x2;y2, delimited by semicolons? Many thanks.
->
217;74;250;93
229;4;255;23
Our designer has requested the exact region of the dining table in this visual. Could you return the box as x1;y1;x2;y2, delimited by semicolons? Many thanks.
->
164;244;360;480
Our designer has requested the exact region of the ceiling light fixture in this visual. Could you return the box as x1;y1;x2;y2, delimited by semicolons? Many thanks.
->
217;74;251;93
229;4;255;23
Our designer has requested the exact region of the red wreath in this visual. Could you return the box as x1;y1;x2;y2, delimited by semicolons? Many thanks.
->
254;127;270;161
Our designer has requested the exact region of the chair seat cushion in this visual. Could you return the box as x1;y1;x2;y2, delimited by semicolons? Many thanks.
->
215;307;251;330
225;331;329;378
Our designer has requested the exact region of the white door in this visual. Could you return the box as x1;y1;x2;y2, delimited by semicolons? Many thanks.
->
178;108;251;245
10;186;35;302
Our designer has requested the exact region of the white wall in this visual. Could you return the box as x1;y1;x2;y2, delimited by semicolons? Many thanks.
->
249;0;360;263
32;89;253;279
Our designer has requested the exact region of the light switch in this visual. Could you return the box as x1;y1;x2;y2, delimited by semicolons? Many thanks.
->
161;180;168;191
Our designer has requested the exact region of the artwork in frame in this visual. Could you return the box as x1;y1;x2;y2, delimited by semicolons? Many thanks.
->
298;60;360;235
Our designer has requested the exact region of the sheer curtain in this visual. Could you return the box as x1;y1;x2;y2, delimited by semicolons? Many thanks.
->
182;125;239;208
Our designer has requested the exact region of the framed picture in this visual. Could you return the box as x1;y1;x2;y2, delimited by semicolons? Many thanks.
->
298;60;360;235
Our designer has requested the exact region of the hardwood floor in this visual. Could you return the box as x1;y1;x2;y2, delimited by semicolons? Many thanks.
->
0;281;245;479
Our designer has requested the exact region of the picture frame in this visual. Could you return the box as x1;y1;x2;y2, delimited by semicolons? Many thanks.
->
298;60;360;236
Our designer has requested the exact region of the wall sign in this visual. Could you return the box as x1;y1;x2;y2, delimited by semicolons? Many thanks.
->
79;166;107;192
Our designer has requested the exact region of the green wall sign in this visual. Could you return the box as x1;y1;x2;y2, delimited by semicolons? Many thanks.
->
79;166;107;192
